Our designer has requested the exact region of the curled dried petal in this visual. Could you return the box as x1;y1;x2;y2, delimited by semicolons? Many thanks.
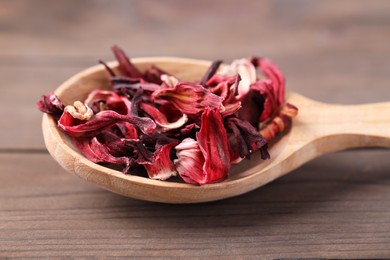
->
218;58;257;99
142;142;179;180
74;136;132;173
97;130;134;157
225;117;269;160
115;122;138;139
252;57;285;105
260;103;298;141
161;74;179;88
37;92;64;116
200;60;222;86
59;110;156;137
151;82;222;115
174;138;206;185
144;65;169;84
85;89;132;115
140;103;188;130
111;45;143;78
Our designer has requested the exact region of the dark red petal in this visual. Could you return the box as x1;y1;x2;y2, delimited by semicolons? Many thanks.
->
196;108;230;184
143;65;169;84
200;60;223;86
111;76;140;85
74;136;132;173
123;139;154;164
226;117;269;160
252;57;285;105
115;122;138;139
111;45;143;78
113;82;160;93
59;110;156;137
99;60;116;77
37;92;64;116
85;89;132;115
256;81;278;122
97;130;134;157
237;85;264;126
225;120;249;160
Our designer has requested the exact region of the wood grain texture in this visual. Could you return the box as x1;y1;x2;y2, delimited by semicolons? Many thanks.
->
1;152;390;258
1;0;390;258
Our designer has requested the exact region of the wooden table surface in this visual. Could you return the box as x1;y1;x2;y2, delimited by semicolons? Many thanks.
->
1;0;390;258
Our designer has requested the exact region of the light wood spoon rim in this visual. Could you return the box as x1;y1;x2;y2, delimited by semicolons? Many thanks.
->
42;57;390;203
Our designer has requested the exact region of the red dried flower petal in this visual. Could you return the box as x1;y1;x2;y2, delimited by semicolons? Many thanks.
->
236;85;264;127
143;65;169;84
218;58;257;99
260;103;298;141
111;45;143;78
97;130;134;157
151;82;222;115
140;102;188;130
225;117;269;160
74;136;132;173
37;47;298;186
196;108;230;184
252;57;285;105
37;92;64;116
174;138;206;185
200;60;223;86
208;75;242;117
85;89;132;115
142;141;179;180
115;122;138;139
59;110;156;137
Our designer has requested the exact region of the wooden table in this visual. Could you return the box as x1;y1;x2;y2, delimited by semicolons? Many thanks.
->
1;1;389;258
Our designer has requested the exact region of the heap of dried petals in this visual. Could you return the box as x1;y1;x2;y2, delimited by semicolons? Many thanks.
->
38;46;298;185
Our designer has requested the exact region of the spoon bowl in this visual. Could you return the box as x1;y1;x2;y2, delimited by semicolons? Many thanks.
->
42;57;390;203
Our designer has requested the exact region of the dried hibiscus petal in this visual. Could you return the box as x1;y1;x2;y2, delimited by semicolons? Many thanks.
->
174;138;206;185
111;45;143;78
37;92;64;116
151;82;223;115
252;57;285;105
140;102;188;130
200;60;222;86
59;109;156;137
74;136;132;173
218;58;257;99
143;65;169;84
38;46;298;185
260;103;298;141
97;130;133;157
141;141;179;180
225;117;269;160
85;89;132;115
195;108;231;184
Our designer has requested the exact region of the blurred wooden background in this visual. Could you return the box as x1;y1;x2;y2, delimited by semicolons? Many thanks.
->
1;0;390;258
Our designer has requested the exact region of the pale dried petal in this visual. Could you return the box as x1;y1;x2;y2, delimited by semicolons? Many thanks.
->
161;74;179;88
64;101;94;121
219;58;257;99
174;138;206;185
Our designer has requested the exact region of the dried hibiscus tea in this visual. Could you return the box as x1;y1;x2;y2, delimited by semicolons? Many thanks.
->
37;45;298;185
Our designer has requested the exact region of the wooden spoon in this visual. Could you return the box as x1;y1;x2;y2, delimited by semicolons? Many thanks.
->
42;57;390;203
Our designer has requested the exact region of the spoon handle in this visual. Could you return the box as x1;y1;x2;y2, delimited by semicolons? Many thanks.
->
292;93;390;154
